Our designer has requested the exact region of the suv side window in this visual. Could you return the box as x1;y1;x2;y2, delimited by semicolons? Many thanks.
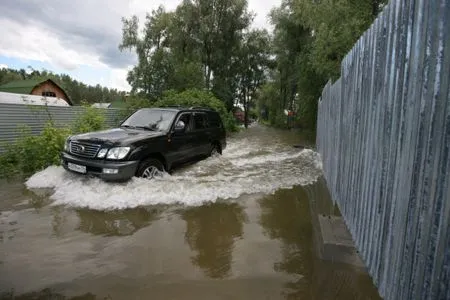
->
208;112;222;128
177;113;193;132
193;113;207;130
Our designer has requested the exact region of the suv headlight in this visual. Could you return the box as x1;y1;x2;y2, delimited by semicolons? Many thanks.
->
97;148;108;158
106;147;130;160
64;138;71;152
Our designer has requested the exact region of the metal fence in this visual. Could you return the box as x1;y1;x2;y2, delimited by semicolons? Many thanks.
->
316;0;449;299
0;103;124;153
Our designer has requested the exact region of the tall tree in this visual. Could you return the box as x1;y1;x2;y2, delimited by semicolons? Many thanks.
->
120;7;176;100
119;0;253;110
235;29;271;127
256;0;388;130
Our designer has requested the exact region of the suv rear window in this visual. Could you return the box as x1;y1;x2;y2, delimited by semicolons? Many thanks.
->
207;112;223;128
193;113;207;130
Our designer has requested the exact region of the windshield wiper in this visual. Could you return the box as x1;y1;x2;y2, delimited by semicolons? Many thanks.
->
135;126;157;131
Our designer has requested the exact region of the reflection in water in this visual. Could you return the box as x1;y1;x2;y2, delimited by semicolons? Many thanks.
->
303;176;341;217
181;202;247;279
76;207;163;236
259;186;314;299
304;178;381;300
52;206;68;237
260;183;381;300
24;188;55;209
0;289;96;300
0;126;382;299
311;259;381;300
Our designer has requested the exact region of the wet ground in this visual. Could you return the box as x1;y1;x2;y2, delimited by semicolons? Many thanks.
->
0;125;381;299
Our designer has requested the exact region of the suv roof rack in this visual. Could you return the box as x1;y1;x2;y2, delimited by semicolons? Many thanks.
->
189;106;214;111
159;105;216;111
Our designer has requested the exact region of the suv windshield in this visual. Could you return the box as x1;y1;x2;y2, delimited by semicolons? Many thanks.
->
121;109;176;131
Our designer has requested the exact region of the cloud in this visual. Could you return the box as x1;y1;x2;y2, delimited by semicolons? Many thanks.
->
248;0;278;30
0;64;7;69
0;0;138;70
0;0;279;90
108;68;132;91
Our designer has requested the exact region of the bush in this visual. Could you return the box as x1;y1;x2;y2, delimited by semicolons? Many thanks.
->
0;106;107;179
121;96;149;115
153;89;238;132
0;122;71;179
72;106;106;134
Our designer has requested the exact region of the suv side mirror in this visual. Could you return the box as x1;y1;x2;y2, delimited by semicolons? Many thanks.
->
174;120;186;133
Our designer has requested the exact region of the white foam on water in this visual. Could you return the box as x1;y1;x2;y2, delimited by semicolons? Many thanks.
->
230;151;307;167
25;138;323;210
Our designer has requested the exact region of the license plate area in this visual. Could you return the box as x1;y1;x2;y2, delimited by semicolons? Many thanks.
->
67;162;87;174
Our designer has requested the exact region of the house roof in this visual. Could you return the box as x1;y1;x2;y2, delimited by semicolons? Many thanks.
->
91;103;112;108
0;91;70;106
0;79;72;105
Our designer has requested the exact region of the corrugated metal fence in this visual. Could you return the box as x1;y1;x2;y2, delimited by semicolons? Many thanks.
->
316;0;449;299
0;103;124;153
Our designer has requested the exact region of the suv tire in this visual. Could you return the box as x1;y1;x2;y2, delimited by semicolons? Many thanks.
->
210;144;221;156
136;158;164;180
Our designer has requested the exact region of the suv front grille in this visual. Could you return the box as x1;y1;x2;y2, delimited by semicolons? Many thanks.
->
70;141;101;158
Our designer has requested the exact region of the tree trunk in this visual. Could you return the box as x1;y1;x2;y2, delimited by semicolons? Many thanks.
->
372;0;380;17
244;88;248;129
206;67;212;90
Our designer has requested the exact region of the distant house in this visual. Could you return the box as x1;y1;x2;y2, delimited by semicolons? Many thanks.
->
0;79;72;106
0;91;70;106
91;103;112;108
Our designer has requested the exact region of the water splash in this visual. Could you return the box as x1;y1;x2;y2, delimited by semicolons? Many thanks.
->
26;135;323;210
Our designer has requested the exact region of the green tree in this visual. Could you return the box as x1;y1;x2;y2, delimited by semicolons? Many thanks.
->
154;88;237;132
119;0;253;112
0;68;22;85
235;29;271;128
292;0;388;79
256;0;388;130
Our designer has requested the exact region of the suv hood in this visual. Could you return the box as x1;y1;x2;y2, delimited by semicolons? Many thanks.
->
72;128;164;145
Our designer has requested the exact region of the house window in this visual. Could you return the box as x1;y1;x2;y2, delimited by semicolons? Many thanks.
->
42;91;56;97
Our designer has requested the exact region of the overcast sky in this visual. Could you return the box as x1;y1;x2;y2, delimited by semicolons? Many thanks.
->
0;0;280;91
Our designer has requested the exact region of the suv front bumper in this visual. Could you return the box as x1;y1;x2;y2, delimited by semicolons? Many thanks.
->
61;151;139;181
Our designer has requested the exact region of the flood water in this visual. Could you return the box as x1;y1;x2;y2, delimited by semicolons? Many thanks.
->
0;125;381;299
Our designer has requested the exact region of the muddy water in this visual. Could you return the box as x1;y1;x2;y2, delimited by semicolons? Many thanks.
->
0;125;380;299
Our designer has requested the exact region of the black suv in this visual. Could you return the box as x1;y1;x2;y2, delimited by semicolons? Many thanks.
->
61;107;226;181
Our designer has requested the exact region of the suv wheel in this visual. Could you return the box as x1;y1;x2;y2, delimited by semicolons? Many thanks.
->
137;158;164;180
210;144;221;157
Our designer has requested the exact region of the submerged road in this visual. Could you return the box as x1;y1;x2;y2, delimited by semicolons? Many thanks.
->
0;125;380;299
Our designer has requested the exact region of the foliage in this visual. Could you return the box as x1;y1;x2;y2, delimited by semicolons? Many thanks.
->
154;89;238;132
0;67;127;105
119;0;263;125
118;95;150;120
0;107;107;179
72;105;106;134
0;123;70;179
235;29;271;127
292;0;388;79
120;89;237;132
255;0;388;130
